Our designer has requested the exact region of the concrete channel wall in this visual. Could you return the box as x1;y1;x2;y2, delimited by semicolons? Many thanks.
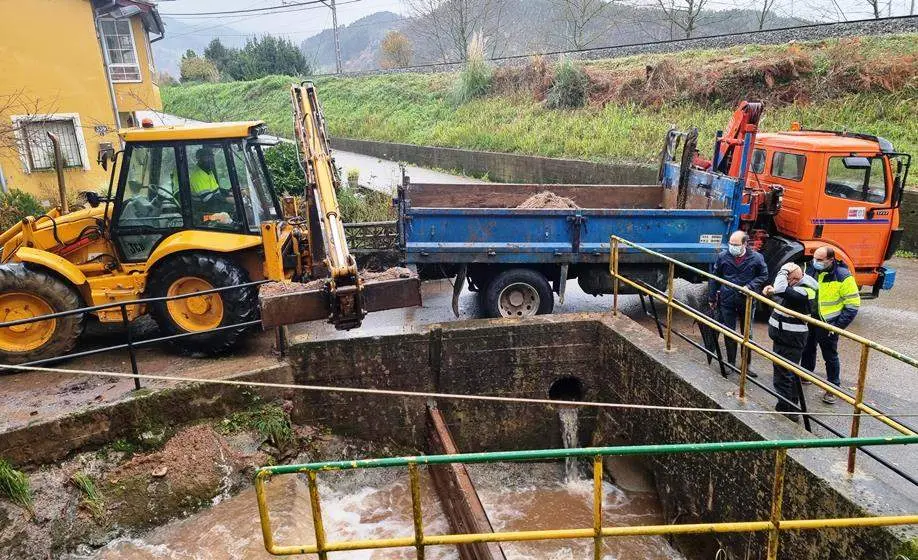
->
286;314;916;560
329;137;660;186
331;137;918;253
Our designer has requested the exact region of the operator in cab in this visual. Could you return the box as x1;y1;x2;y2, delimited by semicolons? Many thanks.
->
190;148;236;226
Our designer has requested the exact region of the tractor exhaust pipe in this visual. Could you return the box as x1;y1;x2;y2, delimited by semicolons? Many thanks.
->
46;132;69;213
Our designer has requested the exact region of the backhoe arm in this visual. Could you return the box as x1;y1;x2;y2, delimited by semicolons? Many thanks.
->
291;82;364;329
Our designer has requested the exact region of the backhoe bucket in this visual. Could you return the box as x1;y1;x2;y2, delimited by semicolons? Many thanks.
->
259;275;422;330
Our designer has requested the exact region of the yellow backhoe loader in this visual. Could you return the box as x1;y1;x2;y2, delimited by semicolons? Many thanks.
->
0;83;420;364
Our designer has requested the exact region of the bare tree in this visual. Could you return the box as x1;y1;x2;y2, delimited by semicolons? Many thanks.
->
655;0;708;39
756;0;780;29
551;0;619;50
0;91;59;158
863;0;882;18
404;0;510;62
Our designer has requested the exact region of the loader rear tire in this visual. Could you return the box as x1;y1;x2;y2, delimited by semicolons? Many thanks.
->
148;253;258;357
0;264;84;366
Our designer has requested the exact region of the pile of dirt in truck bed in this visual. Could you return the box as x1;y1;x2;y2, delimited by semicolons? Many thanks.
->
361;266;415;281
517;191;580;209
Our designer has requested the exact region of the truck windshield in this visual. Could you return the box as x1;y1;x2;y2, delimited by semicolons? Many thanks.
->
825;156;886;203
232;142;279;231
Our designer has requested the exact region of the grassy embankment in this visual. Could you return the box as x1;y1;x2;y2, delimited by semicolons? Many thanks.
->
163;35;917;173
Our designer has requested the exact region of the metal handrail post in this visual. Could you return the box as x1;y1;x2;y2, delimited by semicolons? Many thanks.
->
593;455;603;560
408;463;426;560
665;262;675;350
848;344;871;474
611;237;620;316
766;448;788;560
120;303;141;390
307;471;329;560
738;294;753;399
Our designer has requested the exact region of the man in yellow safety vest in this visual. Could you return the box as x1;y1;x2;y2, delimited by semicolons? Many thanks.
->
802;245;860;404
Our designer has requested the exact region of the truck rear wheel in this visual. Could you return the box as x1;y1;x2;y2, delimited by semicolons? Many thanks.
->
0;264;84;366
484;269;553;319
148;254;258;356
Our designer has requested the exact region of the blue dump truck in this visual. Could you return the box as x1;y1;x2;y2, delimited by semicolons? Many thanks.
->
396;128;751;319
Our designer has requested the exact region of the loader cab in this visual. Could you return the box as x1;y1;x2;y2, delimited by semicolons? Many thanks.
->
753;130;910;287
109;121;282;262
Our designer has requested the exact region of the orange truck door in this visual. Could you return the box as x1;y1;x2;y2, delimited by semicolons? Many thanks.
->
815;154;891;270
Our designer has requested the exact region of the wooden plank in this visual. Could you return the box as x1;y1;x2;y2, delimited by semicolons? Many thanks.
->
427;403;507;560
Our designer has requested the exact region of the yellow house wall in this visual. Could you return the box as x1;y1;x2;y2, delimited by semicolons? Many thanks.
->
0;0;160;204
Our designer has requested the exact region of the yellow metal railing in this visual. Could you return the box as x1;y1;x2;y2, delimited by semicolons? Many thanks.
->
608;235;917;474
255;436;918;559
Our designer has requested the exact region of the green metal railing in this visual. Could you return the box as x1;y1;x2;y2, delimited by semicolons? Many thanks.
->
255;435;918;559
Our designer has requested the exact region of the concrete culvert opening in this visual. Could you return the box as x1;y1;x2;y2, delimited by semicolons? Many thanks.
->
548;375;584;402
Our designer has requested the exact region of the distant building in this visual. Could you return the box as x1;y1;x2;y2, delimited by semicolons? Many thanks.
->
0;0;165;203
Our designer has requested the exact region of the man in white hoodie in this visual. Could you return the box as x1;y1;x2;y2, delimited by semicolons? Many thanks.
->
763;262;818;422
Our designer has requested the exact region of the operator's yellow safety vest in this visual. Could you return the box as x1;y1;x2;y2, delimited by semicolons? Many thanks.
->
189;166;219;194
812;265;860;323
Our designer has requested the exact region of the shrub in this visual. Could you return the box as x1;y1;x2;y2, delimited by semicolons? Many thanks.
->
380;31;413;69
180;56;220;83
0;189;45;231
71;471;104;518
451;32;492;105
337;186;393;223
263;142;304;196
0;458;33;513
347;168;360;187
546;59;590;109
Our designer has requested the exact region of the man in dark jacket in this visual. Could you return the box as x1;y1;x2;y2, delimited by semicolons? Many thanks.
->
802;246;860;404
708;230;769;368
764;263;818;421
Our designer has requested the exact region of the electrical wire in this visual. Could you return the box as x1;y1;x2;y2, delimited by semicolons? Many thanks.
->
4;362;918;419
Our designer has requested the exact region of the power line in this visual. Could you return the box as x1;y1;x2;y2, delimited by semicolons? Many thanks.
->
5;362;918;420
162;0;330;17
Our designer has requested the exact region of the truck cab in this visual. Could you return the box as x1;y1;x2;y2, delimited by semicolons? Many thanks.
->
749;129;909;293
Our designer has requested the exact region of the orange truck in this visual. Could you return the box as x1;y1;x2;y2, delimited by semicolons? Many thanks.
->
711;102;909;297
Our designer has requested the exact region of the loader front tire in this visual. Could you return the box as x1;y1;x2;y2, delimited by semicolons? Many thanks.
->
148;254;258;356
0;264;84;366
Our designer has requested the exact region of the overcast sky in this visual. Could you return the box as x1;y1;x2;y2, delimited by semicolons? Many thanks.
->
155;0;915;41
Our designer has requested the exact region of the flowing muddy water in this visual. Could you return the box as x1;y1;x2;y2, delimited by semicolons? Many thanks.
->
86;461;683;560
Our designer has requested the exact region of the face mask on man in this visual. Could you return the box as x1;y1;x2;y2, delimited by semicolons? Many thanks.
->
813;259;829;271
728;244;745;257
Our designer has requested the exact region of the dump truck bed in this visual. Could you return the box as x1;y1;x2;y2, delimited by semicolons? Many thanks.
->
398;166;745;266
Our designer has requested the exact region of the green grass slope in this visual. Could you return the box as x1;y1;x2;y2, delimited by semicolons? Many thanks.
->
163;35;917;170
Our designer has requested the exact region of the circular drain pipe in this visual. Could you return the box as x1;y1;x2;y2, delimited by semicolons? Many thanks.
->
548;376;585;402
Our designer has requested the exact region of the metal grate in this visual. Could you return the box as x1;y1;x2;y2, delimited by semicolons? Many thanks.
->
22;119;83;170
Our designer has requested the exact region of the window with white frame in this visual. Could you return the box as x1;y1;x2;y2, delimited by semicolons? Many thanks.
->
100;18;142;82
13;114;90;173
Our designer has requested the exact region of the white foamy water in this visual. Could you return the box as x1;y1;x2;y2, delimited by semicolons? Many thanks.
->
82;461;683;560
558;406;581;482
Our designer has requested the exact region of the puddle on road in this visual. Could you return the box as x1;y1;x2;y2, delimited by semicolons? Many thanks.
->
86;460;682;560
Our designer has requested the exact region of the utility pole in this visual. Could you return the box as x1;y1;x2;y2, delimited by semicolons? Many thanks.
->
322;0;343;73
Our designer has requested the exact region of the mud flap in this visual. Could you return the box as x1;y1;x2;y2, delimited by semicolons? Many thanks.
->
452;264;467;318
